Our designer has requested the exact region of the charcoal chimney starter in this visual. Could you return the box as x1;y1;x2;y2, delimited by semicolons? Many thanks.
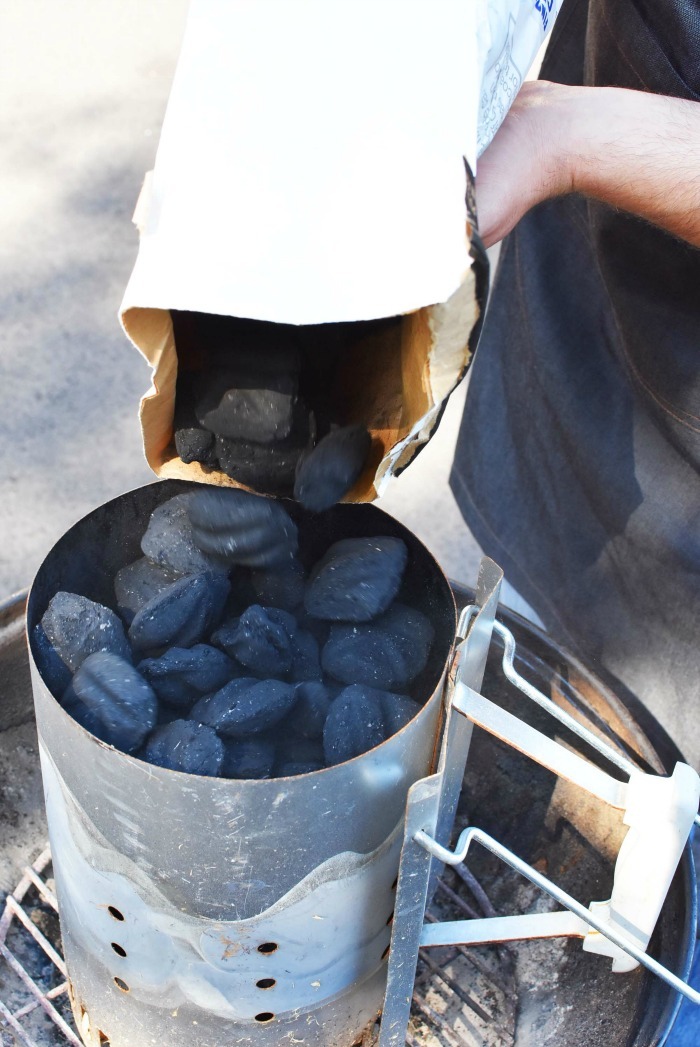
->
27;481;457;1047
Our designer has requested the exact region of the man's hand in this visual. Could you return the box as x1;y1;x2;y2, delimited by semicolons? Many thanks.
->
477;81;700;249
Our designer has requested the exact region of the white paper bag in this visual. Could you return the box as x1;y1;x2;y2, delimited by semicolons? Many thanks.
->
121;0;559;499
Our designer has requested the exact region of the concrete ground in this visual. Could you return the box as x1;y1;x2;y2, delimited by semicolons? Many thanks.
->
0;1;186;597
0;0;530;615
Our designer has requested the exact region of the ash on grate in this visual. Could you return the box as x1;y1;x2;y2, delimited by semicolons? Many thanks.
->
406;867;518;1047
344;860;518;1047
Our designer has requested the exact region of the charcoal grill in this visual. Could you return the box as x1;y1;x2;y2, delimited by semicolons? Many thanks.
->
0;484;697;1045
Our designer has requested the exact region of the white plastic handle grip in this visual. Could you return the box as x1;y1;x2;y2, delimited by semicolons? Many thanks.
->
583;762;700;971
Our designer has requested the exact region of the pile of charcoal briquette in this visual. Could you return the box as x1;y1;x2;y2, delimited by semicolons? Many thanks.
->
173;314;373;511
33;488;435;779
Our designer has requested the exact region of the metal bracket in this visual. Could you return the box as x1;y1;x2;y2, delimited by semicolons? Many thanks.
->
378;557;700;1047
429;557;503;894
415;825;700;999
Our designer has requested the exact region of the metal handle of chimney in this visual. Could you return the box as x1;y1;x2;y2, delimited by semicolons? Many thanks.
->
378;559;700;1047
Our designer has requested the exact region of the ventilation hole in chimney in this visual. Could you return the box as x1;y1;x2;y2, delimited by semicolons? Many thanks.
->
110;943;127;957
381;945;391;961
391;877;398;891
386;911;394;926
107;906;125;922
257;941;278;955
256;978;276;989
255;1011;275;1023
113;977;130;993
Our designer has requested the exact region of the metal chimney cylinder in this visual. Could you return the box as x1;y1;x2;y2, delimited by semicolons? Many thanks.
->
27;481;457;1047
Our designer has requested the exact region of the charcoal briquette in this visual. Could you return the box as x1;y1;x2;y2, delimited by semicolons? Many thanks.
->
68;652;158;753
209;617;240;654
114;557;181;625
322;685;386;766
191;677;298;737
128;572;230;653
214;400;311;495
33;623;73;696
286;681;333;738
215;435;302;494
329;684;419;736
321;602;434;690
188;488;299;568
294;424;372;511
194;368;298;443
156;702;178;726
380;691;422;734
40;592;131;674
174;427;218;467
141;494;229;575
221;738;276;779
269;733;325;774
297;611;330;647
62;681;110;741
281;735;326;764
249;558;306;612
172;386;217;467
304;536;408;622
138;644;238;709
143;719;224;776
217;605;297;678
383;602;435;653
215;569;255;620
290;628;322;682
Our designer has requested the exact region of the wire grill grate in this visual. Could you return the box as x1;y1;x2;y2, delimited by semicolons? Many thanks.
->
0;848;80;1047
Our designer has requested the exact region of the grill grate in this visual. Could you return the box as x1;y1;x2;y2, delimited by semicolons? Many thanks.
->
0;849;80;1047
0;847;516;1047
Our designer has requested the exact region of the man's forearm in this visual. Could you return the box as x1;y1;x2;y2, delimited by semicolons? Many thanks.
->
476;82;700;248
565;87;700;246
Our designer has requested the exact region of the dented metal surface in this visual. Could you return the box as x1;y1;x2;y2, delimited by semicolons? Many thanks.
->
40;740;402;1024
27;481;456;1047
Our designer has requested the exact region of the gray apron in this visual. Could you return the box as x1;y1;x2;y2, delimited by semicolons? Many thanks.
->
451;0;700;767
